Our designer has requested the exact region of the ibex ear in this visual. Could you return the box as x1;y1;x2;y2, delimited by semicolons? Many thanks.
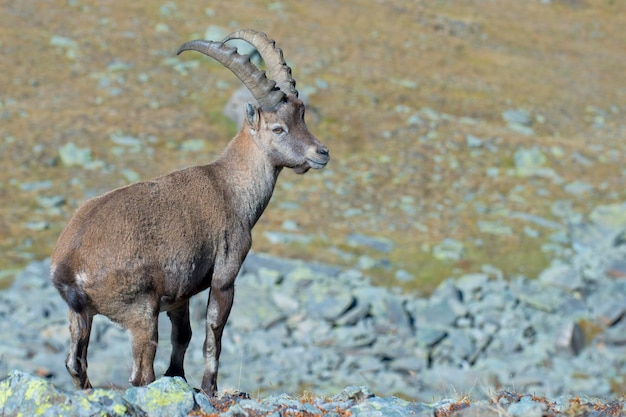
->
245;103;260;130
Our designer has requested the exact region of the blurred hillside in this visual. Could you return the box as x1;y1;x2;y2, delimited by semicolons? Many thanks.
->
1;0;625;292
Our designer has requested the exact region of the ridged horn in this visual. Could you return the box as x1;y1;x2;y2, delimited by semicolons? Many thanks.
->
222;30;298;97
177;39;285;110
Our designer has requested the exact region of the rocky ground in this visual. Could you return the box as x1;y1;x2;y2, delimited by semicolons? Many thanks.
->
3;372;626;417
1;202;626;415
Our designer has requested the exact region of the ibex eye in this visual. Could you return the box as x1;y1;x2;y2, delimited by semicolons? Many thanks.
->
272;127;284;134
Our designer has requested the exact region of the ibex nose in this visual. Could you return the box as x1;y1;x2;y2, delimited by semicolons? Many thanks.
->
317;146;329;157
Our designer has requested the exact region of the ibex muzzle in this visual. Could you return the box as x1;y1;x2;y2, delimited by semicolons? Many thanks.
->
51;29;329;396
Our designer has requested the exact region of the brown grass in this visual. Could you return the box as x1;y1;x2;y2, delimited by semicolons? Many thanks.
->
1;0;625;292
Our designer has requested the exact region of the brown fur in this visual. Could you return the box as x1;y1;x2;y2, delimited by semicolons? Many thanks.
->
51;96;328;394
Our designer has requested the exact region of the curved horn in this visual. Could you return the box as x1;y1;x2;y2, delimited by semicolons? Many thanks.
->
177;39;285;110
222;30;298;97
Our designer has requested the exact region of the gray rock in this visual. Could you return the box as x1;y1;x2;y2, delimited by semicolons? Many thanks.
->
335;300;370;326
516;289;559;313
432;238;465;261
20;180;53;191
58;142;93;167
124;377;196;417
430;279;463;302
416;326;447;348
455;273;489;299
465;134;483;148
329;385;374;402
347;233;395;253
564;180;594;195
330;321;377;349
502;108;534;135
605;257;626;277
506;395;546;417
263;231;314;245
394;269;415;282
271;291;300;313
599;320;626;345
513;146;556;178
305;283;354;321
477;220;513;235
538;261;583;292
349;396;413;417
221;403;249;417
451;403;500;417
0;370;144;417
229;284;285;330
554;321;585;355
357;289;411;333
589;203;626;229
389;355;428;373
419;298;463;328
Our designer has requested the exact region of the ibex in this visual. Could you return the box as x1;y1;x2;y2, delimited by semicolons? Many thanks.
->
51;29;329;396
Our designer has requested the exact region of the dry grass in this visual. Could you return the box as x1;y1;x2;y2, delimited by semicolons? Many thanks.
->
1;0;625;292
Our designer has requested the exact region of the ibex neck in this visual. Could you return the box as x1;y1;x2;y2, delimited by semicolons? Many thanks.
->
213;133;281;228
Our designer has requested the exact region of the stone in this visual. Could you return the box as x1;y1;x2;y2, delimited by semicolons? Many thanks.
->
477;220;513;235
389;355;427;373
554;321;585;355
329;386;374;402
124;377;196;417
455;273;489;299
263;231;313;245
221;403;249;416
58;142;93;167
449;402;498;417
334;301;370;327
432;238;465;261
346;233;395;253
305;284;355;321
502;109;535;135
0;371;144;417
506;396;546;417
538;261;583;292
19;180;54;192
178;138;205;152
349;396;413;417
271;291;300;313
589;203;626;229
465;134;483;148
329;321;377;349
194;391;218;414
420;298;462;328
228;284;285;331
416;326;447;348
564;180;594;195
513;147;554;178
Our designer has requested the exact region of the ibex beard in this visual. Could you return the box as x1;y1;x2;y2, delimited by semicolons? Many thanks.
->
51;29;329;396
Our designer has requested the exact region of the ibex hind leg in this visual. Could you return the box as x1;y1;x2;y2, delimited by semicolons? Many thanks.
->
164;301;192;379
66;309;94;389
122;300;160;387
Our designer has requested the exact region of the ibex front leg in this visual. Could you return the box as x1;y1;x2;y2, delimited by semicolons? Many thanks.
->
201;280;235;395
165;300;192;379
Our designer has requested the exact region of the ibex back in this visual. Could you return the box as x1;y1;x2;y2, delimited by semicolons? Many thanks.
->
51;29;329;396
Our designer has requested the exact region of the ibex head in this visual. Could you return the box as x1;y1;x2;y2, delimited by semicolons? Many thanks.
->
177;29;329;174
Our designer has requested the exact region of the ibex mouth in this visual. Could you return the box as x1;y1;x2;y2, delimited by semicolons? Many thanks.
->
307;158;328;170
293;157;327;174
